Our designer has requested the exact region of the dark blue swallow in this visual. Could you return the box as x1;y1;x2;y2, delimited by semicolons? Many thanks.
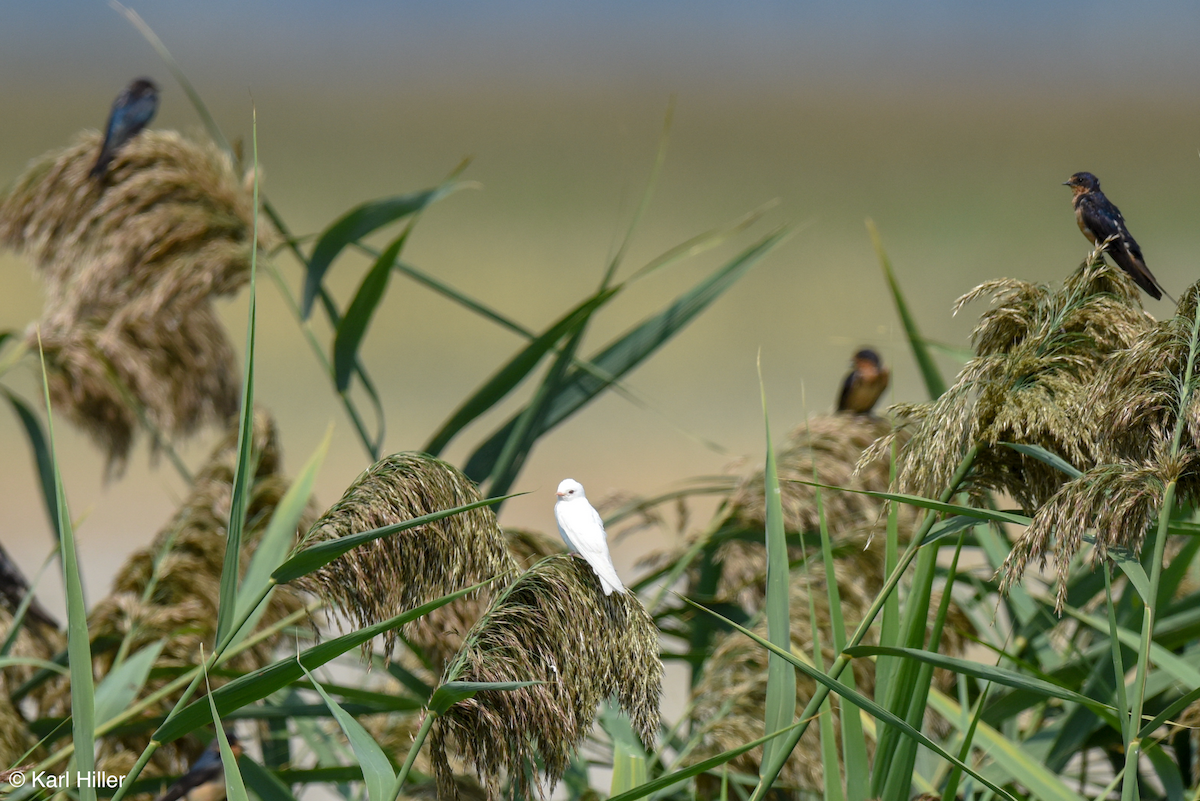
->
90;78;159;178
1064;172;1166;301
837;348;890;415
153;732;239;801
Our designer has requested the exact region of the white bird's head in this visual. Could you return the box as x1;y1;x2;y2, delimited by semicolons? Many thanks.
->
556;478;585;501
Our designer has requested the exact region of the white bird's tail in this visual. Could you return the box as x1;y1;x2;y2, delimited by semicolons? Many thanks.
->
595;563;626;596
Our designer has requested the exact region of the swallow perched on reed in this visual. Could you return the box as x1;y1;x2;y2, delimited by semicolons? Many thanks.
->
554;478;625;595
90;78;159;178
153;733;238;801
837;348;890;415
1063;171;1167;301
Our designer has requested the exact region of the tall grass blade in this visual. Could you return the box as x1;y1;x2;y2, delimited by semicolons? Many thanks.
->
788;479;1031;527
486;313;592;496
301;188;456;318
0;555;56;658
0;657;67;674
757;360;795;777
925;687;1084;801
300;664;395;801
603;702;648;796
1;389;58;541
606;721;806;801
872;538;938;798
238;756;299;801
1109;548;1153;610
814;469;867;801
686;598;1019;801
203;663;251;801
390;256;532;338
1000;442;1083;479
1145;741;1185;801
611;742;648;796
845;646;1116;714
1060;604;1200;686
36;334;96;801
296;681;423;712
866;219;946;399
800;539;844;801
424;288;617;456
465;228;789;481
215;108;261;646
154;582;486;743
625;202;777;285
232;424;332;640
333;232;407;392
426;680;542;715
1137;684;1200;738
747;445;980;801
93;641;163;727
941;679;993;801
874;446;901;711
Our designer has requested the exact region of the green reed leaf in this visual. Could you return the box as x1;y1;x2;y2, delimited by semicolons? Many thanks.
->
35;334;95;801
232;424;332;641
686;597;1019;801
215;108;261;647
1001;442;1083;479
333;232;407;392
867;219;946;399
154;582;486;743
2;389;58;542
464;227;789;482
301;664;395;801
93;642;163;728
302;188;452;319
205;678;250;801
427;680;542;716
758;361;794;776
424;288;618;456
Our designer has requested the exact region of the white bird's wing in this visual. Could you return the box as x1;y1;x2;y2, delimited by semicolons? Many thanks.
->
559;500;625;595
554;502;580;553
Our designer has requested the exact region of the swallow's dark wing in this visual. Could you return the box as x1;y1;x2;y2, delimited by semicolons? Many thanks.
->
119;93;159;138
91;90;158;177
1076;194;1124;244
836;370;855;412
1077;194;1163;299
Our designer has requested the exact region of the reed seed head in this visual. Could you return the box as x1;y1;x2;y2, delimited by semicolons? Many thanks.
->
0;130;270;472
888;260;1151;512
433;554;662;801
296;453;518;667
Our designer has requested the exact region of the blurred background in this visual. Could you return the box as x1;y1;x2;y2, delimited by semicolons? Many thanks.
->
3;0;1200;617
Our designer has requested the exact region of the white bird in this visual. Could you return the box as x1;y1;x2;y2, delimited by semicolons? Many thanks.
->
554;478;625;595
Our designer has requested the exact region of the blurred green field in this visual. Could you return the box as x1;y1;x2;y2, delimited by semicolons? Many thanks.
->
3;75;1199;615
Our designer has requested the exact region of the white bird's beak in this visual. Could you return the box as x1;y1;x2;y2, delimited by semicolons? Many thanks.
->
556;491;565;498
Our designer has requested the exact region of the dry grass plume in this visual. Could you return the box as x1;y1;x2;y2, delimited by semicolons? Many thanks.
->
433;554;662;801
0;130;270;471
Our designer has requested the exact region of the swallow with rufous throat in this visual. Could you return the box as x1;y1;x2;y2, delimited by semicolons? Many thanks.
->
1064;171;1169;301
